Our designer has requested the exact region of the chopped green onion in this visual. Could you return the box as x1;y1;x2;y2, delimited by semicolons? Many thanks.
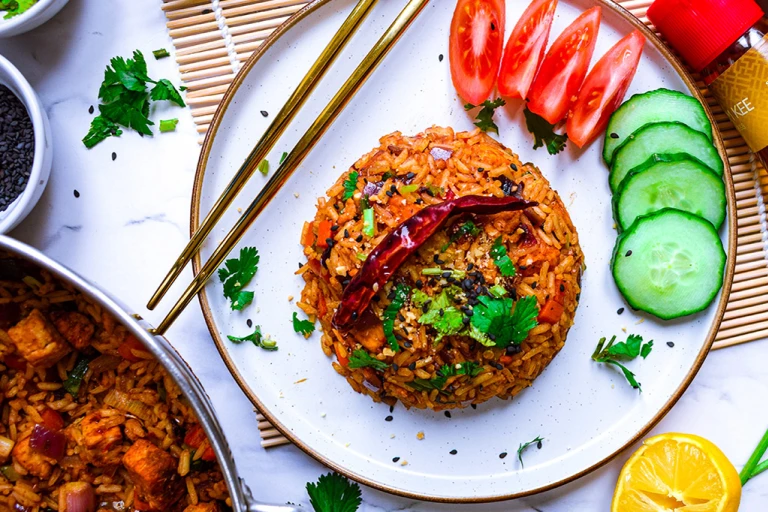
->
159;118;178;132
489;284;508;298
279;151;288;165
0;465;21;482
153;48;170;59
400;184;419;194
421;268;466;279
258;159;269;176
363;208;375;237
262;338;277;350
63;357;90;396
356;253;367;261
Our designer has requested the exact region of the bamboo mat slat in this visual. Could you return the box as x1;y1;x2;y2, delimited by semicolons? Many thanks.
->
161;0;768;448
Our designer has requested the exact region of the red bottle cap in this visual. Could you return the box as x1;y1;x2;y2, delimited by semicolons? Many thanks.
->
647;0;764;71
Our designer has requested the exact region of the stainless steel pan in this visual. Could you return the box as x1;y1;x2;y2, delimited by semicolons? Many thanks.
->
0;235;298;512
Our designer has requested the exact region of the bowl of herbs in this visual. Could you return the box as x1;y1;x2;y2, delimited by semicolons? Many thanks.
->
0;0;69;38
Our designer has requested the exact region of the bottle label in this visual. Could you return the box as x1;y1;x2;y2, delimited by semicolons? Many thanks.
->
710;34;768;153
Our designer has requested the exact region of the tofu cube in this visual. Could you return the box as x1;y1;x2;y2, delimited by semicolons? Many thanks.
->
7;309;71;368
122;439;184;509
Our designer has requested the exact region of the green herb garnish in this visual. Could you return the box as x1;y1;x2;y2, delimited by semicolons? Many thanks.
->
83;50;185;148
0;0;36;19
421;268;466;279
488;284;508;298
382;171;395;181
417;286;464;342
217;246;259;310
159;118;178;132
517;436;544;468
152;48;170;59
292;312;315;337
382;283;410;352
407;362;484;393
441;220;481;252
470;295;538;348
342;171;359;201
348;349;389;371
279;151;288;165
425;183;445;197
464;98;506;134
591;335;653;391
399;184;419;194
63;357;90;396
362;208;375;237
257;159;269;176
523;107;567;155
490;237;515;277
306;472;362;512
227;326;277;351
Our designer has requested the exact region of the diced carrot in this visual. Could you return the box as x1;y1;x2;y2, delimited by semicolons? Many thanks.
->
334;344;349;367
300;221;315;247
499;355;514;366
41;407;65;431
202;445;216;461
538;298;565;324
316;220;333;248
317;293;328;318
184;424;206;449
117;335;148;363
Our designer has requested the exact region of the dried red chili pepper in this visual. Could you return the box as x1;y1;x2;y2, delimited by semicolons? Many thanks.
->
332;194;537;330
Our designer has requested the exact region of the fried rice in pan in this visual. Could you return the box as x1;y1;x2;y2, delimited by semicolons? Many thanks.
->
0;255;229;511
298;126;584;411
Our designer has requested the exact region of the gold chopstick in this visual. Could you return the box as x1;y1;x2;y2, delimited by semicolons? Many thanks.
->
147;0;379;311
152;0;431;335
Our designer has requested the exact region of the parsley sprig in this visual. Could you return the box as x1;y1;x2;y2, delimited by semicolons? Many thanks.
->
348;349;389;371
83;50;186;148
470;295;538;348
407;362;484;393
342;171;359;202
517;436;544;468
382;283;410;352
227;326;277;351
465;98;506;134
523;107;568;155
416;286;465;342
292;312;315;337
217;247;259;310
306;472;362;512
490;237;516;277
591;335;653;391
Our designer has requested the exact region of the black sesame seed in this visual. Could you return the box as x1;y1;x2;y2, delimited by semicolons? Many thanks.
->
298;262;303;268
372;295;381;303
506;345;521;355
351;311;358;320
499;452;507;459
408;362;416;370
406;172;416;179
442;271;452;278
610;132;619;139
490;22;496;31
510;163;518;171
439;54;444;62
625;250;633;257
394;333;404;341
330;225;339;231
88;105;94;114
465;309;474;317
531;282;537;289
467;262;474;271
111;152;117;161
488;333;496;341
667;341;675;347
325;238;334;247
439;309;445;317
462;317;470;325
421;302;430;314
449;449;457;455
415;279;423;289
471;404;477;410
560;284;565;292
356;235;363;242
343;229;349;238
444;411;452;418
495;363;503;370
617;307;625;315
415;198;424;204
434;254;445;264
246;319;253;328
404;341;413;349
537;440;543;449
260;110;268;117
386;189;394;197
389;405;394;413
385;415;393;422
73;190;80;198
202;8;212;14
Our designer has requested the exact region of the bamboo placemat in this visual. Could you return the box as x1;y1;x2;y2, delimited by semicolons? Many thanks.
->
161;0;768;448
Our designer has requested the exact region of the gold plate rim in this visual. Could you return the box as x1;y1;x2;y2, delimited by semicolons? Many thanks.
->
189;0;737;503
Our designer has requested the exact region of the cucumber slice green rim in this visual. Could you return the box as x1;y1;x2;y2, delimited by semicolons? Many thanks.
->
611;208;726;320
603;89;713;166
613;154;726;231
609;121;723;193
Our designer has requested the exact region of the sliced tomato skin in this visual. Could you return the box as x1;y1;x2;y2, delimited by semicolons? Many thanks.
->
527;6;602;125
449;0;506;105
497;0;558;99
567;30;645;147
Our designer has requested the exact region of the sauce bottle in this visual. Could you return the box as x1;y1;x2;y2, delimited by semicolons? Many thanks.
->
647;0;768;168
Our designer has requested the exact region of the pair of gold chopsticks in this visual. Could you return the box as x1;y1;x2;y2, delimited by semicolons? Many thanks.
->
148;0;431;335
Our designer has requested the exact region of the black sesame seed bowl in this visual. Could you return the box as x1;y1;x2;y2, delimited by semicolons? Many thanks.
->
0;0;69;38
0;55;52;233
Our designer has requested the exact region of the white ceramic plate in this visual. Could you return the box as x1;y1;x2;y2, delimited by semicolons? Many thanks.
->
191;0;735;502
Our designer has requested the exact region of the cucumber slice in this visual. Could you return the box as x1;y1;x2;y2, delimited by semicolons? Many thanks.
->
611;208;725;320
609;122;723;193
613;155;726;231
603;89;713;165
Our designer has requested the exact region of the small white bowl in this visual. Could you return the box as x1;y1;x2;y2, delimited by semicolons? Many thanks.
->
0;0;69;38
0;54;52;234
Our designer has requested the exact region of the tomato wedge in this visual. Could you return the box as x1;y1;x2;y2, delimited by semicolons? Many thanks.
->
449;0;506;105
497;0;558;99
527;6;602;125
566;30;645;147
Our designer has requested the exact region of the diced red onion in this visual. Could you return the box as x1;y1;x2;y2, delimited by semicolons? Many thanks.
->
29;424;66;460
58;482;96;512
362;181;383;197
430;147;453;161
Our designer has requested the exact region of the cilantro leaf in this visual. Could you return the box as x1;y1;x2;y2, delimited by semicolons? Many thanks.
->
306;472;362;512
517;436;544;468
257;159;269;176
108;53;150;92
591;335;653;391
292;312;315;337
348;349;389;371
471;295;538;348
523;107;568;155
342;171;359;201
99;91;154;136
382;283;410;351
465;98;506;134
490;236;516;277
82;116;123;149
441;219;481;252
227;326;277;351
640;340;654;359
217;246;259;310
418;305;464;342
150;78;186;107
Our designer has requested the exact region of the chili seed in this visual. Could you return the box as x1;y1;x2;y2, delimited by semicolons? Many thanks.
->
667;341;675;347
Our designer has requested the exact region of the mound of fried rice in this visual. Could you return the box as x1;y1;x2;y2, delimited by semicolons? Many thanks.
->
0;255;229;511
298;127;584;411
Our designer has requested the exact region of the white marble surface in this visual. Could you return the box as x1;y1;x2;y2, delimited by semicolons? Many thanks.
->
2;1;768;510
